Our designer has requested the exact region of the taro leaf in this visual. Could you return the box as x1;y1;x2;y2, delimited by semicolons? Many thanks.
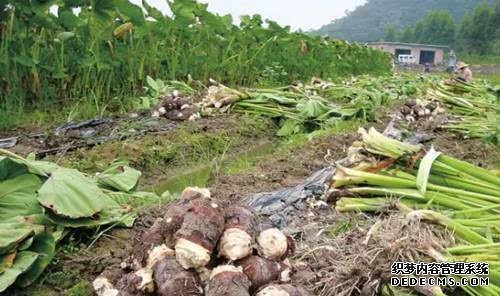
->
56;31;75;41
277;119;304;137
0;157;27;181
142;0;164;20
17;233;56;287
0;252;16;274
37;168;108;218
62;0;85;7
52;226;68;243
97;162;141;193
0;219;35;255
92;0;116;22
17;237;34;251
106;191;163;208
258;93;296;105
115;0;145;25
13;56;39;68
0;251;38;293
298;100;330;119
416;147;442;195
45;203;136;228
23;159;60;177
0;149;59;177
30;0;58;13
169;0;197;24
46;187;136;228
0;174;43;220
58;9;83;29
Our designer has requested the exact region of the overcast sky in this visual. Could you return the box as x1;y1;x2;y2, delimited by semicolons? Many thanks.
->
130;0;367;31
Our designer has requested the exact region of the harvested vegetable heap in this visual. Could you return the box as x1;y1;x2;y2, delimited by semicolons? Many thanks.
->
0;149;159;292
328;127;500;295
94;187;308;296
200;75;427;136
429;79;500;145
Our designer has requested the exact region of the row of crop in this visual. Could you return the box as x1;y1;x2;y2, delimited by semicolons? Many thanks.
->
0;0;391;126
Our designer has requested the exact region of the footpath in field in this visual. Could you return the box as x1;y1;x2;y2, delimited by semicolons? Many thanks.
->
1;75;499;295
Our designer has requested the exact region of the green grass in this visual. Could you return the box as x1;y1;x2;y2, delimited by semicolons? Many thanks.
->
476;73;500;85
460;54;500;66
52;115;276;174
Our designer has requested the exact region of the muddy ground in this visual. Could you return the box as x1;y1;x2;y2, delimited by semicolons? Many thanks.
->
7;108;500;295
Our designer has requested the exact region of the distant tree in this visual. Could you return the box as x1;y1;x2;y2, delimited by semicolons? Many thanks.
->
413;21;426;43
384;25;398;41
408;11;456;45
400;27;415;43
494;0;500;38
492;0;500;53
425;11;456;45
313;0;496;42
459;3;495;54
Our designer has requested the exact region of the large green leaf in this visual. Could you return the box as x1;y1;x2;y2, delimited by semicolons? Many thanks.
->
30;0;58;13
0;157;27;182
0;150;59;177
142;0;164;20
17;237;34;251
277;119;304;137
17;233;56;287
106;191;163;208
53;187;137;228
0;252;16;274
91;0;116;23
115;0;145;25
0;174;43;220
97;162;141;192
298;99;330;119
37;168;108;218
0;219;35;255
0;251;38;293
46;204;136;228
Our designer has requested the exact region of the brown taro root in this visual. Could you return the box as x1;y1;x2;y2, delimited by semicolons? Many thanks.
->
174;197;224;269
153;254;203;296
133;188;209;265
180;187;211;200
256;284;310;296
218;206;258;261
236;255;283;289
132;218;171;266
93;270;123;296
114;268;154;296
257;228;294;260
205;265;252;296
159;187;212;247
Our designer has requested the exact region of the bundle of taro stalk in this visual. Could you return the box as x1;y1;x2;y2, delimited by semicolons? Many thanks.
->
428;79;500;145
326;127;500;296
93;187;309;296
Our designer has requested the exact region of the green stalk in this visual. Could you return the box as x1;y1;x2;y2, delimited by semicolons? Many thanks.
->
447;242;500;255
438;155;500;187
451;205;500;219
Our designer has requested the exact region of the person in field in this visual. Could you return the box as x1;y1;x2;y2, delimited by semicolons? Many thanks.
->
456;61;473;82
447;50;457;73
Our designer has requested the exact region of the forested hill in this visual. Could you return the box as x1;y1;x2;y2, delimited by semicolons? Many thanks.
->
314;0;495;42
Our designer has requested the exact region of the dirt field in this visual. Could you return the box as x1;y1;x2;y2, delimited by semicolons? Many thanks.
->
10;103;498;296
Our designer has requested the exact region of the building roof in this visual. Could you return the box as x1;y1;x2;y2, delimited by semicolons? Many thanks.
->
367;41;449;49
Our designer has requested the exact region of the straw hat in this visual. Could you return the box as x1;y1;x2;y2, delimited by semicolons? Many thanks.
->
457;61;469;69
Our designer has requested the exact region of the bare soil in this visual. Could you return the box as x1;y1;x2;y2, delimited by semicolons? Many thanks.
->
11;109;500;296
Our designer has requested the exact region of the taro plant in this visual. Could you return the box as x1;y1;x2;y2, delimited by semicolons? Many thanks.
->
0;0;392;129
137;76;168;110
